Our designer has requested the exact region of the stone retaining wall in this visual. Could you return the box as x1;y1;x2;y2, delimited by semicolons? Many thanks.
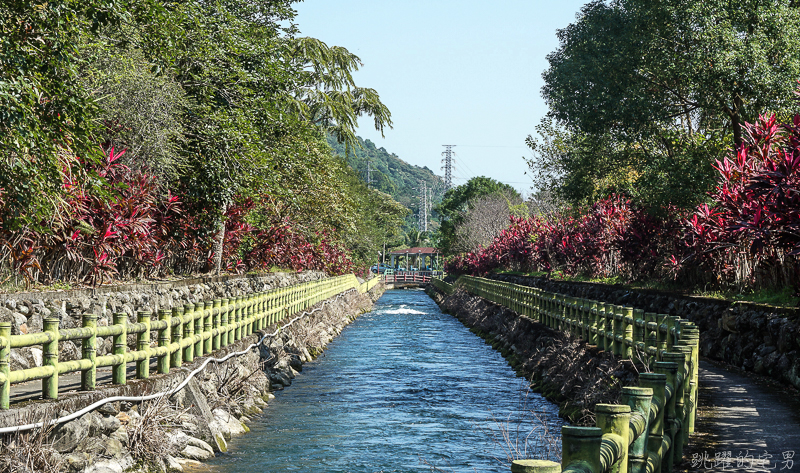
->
0;271;326;372
491;274;800;390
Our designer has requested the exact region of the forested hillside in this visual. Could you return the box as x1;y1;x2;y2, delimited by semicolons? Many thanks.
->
328;136;444;229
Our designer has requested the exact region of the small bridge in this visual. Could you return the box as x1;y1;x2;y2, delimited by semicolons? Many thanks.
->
382;271;443;289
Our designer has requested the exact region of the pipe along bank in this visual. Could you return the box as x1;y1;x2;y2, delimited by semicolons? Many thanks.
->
432;276;699;473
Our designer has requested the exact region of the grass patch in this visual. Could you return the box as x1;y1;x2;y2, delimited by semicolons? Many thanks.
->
493;270;800;308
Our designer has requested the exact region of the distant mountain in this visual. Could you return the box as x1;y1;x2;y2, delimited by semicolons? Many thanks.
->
328;135;445;230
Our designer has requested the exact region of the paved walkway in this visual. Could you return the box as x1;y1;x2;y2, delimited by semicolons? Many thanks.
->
8;362;154;405
682;359;800;472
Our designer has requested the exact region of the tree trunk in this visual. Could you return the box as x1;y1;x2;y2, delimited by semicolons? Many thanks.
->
731;94;744;150
212;212;226;275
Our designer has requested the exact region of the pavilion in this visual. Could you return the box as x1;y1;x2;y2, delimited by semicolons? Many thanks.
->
388;247;441;271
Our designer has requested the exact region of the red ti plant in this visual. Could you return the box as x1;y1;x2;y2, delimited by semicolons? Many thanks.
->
677;110;800;289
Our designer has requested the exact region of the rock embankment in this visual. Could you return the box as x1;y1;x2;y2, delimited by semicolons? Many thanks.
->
491;273;800;390
0;279;383;473
428;286;639;425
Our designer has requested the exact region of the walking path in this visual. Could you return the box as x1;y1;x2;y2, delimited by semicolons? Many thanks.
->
683;360;800;472
8;363;149;405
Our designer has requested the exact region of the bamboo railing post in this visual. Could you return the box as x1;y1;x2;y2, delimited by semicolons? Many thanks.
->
0;322;11;409
157;309;171;374
579;299;589;341
633;309;645;350
677;327;700;433
136;311;151;379
170;307;183;368
666;316;679;351
623;307;634;358
663;351;688;464
550;293;557;328
603;303;614;353
638;373;667;470
242;295;249;336
81;313;97;391
612;305;624;356
656;314;669;360
43;317;60;400
203;301;212;354
654;360;679;472
596;404;631;473
193;303;203;357
213;299;221;350
183;303;195;362
566;296;575;335
247;295;254;336
673;343;694;446
221;299;230;347
256;293;264;331
621;386;653;473
113;312;128;384
234;296;242;341
561;426;603;473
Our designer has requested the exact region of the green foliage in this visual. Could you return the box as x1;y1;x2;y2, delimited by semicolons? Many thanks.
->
1;0;407;280
0;0;123;230
526;120;724;211
538;0;800;211
328;135;445;226
79;40;189;183
433;176;520;255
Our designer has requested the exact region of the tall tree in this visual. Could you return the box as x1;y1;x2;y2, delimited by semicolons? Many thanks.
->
0;0;123;230
124;0;392;273
539;0;800;209
433;177;519;255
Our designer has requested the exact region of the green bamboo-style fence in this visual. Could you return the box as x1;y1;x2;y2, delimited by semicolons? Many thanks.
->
433;276;699;473
0;274;380;410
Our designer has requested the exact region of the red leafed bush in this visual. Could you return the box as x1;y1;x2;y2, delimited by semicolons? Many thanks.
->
0;148;356;286
674;111;800;289
217;197;353;276
446;196;677;282
0;147;183;284
448;107;800;293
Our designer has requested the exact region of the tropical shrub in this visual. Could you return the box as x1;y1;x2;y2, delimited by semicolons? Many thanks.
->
675;111;800;290
447;196;675;280
450;100;800;294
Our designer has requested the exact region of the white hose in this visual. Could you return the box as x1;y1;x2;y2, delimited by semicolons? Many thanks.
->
0;288;358;434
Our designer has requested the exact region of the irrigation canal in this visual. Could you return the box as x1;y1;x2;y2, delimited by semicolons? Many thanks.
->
206;288;564;472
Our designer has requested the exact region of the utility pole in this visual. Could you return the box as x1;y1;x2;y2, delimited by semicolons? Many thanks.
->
441;145;455;190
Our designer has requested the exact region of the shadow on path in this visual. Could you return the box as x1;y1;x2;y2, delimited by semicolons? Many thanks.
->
681;359;800;472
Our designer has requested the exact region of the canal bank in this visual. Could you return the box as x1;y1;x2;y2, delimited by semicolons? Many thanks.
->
0;280;382;473
206;289;565;473
426;285;640;425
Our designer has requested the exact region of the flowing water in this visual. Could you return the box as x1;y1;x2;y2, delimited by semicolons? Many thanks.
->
207;289;563;473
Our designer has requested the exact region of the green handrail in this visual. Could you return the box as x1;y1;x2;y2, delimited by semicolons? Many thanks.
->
0;273;372;409
432;276;699;473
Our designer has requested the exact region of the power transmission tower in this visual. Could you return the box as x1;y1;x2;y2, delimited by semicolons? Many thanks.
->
441;145;455;190
418;181;428;232
366;161;373;187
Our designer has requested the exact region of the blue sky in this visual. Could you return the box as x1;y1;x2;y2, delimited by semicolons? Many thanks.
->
293;1;589;197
